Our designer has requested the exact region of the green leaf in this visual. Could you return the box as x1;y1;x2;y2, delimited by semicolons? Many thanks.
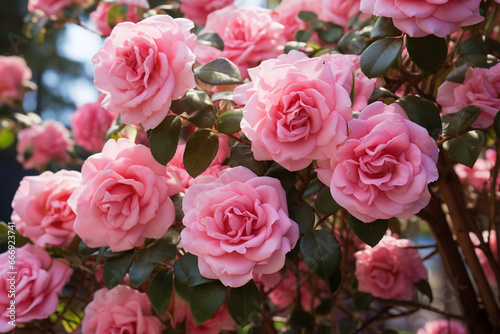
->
227;280;261;327
455;54;500;69
170;90;213;115
174;276;193;303
458;34;500;55
360;38;403;78
289;202;315;234
211;91;233;102
348;215;387;247
300;230;341;279
445;64;469;84
174;253;212;286
415;279;433;303
371;17;401;39
103;250;134;290
295;29;312;42
315;298;332;315
494;111;500;136
318;23;343;44
197;32;224;51
183;129;219;177
298;10;317;21
289;310;315;329
190;281;227;325
107;4;128;29
128;240;177;287
216;109;243;134
338;32;370;55
147;115;182;166
0;128;15;150
148;268;173;313
187;105;217;129
368;87;399;104
128;257;155;287
339;317;357;334
441;105;481;137
445;130;484;168
229;142;267;176
264;163;297;191
396;95;442;140
406;35;448;74
308;20;325;31
196;58;243;85
353;291;373;310
284;41;307;54
315;186;340;215
328;269;341;294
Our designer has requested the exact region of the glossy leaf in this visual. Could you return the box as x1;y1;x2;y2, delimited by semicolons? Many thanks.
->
184;129;219;178
318;22;343;44
328;269;342;294
173;253;212;287
289;202;315;234
441;105;481;137
315;186;341;215
284;41;307;54
371;17;401;38
445;64;469;84
148;269;173;313
338;31;370;55
295;29;312;42
348;215;387;247
227;280;261;327
360;38;403;78
229;142;267;176
216;109;243;134
300;230;341;279
103;250;134;290
446;130;484;168
170;90;213;115
396;95;442;139
458;34;500;55
187;105;217;129
128;257;154;287
415;279;433;303
406;35;447;74
197;32;224;51
211;91;233;102
147;115;182;166
264;163;297;191
298;10;317;21
190;281;227;325
174;276;193;303
196;58;243;85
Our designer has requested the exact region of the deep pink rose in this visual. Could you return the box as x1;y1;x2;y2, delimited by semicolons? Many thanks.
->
275;0;323;41
71;94;116;152
360;0;483;37
181;166;300;287
180;0;234;26
470;231;498;286
16;120;73;170
437;63;500;128
90;0;150;36
68;138;182;252
321;0;367;27
316;101;439;222
195;5;285;79
355;234;428;300
11;170;81;247
0;244;72;332
93;15;197;130
454;149;499;192
0;56;32;106
82;285;164;334
169;293;235;334
28;0;91;17
233;51;353;171
417;319;467;334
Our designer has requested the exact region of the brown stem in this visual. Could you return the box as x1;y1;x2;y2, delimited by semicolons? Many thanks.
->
373;298;463;320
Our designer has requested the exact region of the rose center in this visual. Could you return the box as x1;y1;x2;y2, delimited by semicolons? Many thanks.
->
222;206;258;243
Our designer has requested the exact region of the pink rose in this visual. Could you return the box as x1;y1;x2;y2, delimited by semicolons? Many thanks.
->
71;94;116;152
454;149;499;192
16;120;73;170
180;166;300;287
28;0;91;17
417;319;467;334
316;101;439;222
82;285;164;334
180;0;234;26
275;0;323;41
68;138;182;252
0;56;32;106
90;0;150;36
195;5;285;79
354;234;428;300
233;51;353;171
470;231;498;286
93;15;197;130
360;0;483;37
11;170;81;247
169;293;235;333
320;0;367;28
0;244;72;332
437;63;500;128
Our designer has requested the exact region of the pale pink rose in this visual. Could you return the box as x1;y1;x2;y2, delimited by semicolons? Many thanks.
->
417;319;467;334
68;138;182;252
320;0;368;27
90;0;150;36
275;0;323;41
233;51;353;171
181;166;300;287
180;0;234;26
195;5;285;79
167;136;231;191
11;170;81;247
93;15;197;130
316;101;439;222
360;0;483;37
28;0;91;17
0;244;72;332
71;94;116;152
0;56;32;106
470;231;498;286
355;234;428;300
454;149;499;191
169;293;235;333
16;120;73;170
437;63;500;128
82;285;164;334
